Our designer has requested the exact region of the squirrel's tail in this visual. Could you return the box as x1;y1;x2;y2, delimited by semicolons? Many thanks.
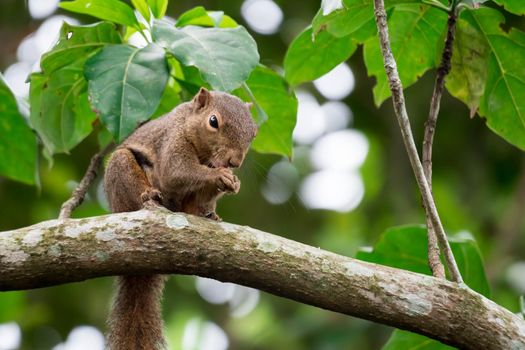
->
107;275;167;350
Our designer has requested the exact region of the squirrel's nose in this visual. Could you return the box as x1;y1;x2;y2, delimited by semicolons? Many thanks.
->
228;158;241;168
228;154;242;168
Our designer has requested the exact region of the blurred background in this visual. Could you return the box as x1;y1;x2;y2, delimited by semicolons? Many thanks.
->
0;0;524;349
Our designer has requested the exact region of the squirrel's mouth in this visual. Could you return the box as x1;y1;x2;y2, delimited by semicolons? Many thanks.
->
206;160;220;169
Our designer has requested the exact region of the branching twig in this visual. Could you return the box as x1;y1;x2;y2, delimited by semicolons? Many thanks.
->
373;0;463;283
58;142;115;219
1;210;524;349
423;13;458;279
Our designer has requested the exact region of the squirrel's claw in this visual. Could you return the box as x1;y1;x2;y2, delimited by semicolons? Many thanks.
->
141;188;163;205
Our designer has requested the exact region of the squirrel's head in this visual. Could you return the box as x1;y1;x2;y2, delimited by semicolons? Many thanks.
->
185;87;258;168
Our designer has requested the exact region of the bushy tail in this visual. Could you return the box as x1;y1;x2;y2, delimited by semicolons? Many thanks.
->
107;275;167;350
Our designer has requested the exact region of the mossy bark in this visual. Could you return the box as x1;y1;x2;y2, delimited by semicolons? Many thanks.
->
1;208;524;349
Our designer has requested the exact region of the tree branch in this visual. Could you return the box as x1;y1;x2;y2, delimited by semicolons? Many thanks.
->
423;13;458;279
58;143;115;219
0;209;523;349
373;0;462;283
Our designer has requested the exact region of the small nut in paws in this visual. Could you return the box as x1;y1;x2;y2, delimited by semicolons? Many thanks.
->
215;168;240;193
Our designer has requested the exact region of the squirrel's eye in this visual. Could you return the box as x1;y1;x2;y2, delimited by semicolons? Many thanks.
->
209;115;219;129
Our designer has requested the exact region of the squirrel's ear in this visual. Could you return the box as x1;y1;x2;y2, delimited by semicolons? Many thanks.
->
193;87;211;111
245;102;254;109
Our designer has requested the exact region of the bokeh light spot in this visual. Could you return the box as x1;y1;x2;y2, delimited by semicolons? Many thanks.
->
241;0;283;35
314;63;355;100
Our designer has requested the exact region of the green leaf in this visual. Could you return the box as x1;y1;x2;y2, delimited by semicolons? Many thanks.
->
151;76;181;118
59;0;140;28
85;43;169;142
312;0;374;39
382;330;454;350
40;22;122;74
492;0;525;15
461;8;525;150
0;292;26;322
356;225;491;297
0;75;37;185
446;15;490;117
235;66;298;158
284;27;357;86
147;0;168;19
30;22;121;155
176;6;238;28
131;0;151;21
312;0;420;39
363;4;447;106
459;0;489;9
152;21;259;92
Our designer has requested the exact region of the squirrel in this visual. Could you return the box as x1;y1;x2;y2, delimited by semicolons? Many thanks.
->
103;87;258;350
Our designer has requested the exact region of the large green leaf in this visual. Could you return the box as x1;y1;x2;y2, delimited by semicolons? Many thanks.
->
152;20;259;92
492;0;525;15
175;6;237;28
235;66;297;158
151;76;181;119
0;75;37;185
85;43;169;142
30;22;121;155
40;22;122;74
460;8;525;150
284;27;357;86
363;4;447;106
312;0;420;39
312;0;374;39
0;292;26;323
131;0;151;21
382;330;454;350
446;14;490;118
59;0;139;28
147;0;168;19
356;225;491;297
359;225;491;349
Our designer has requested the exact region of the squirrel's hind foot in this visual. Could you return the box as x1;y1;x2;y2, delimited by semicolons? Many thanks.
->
141;188;163;204
205;211;222;222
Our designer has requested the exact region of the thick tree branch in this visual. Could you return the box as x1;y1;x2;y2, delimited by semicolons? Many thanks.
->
373;0;462;283
58;142;115;219
423;13;458;279
0;209;524;349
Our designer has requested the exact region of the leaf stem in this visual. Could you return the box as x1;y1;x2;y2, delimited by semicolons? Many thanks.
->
373;0;463;283
422;0;452;12
241;82;268;125
137;28;151;44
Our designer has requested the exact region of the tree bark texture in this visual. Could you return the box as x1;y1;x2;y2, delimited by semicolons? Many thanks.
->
0;209;524;349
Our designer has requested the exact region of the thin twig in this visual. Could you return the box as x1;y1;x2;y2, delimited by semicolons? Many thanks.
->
373;0;463;283
58;142;115;219
423;13;457;279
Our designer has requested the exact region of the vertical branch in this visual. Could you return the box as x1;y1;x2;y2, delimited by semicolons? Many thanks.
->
58;142;115;219
373;0;463;283
423;13;457;279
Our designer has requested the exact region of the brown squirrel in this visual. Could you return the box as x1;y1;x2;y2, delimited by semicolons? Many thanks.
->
104;87;257;349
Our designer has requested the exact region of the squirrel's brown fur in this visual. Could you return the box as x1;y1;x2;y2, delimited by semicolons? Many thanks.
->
104;88;257;349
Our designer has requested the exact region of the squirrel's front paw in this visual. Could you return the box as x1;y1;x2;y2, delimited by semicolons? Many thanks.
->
215;168;240;194
141;188;163;204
